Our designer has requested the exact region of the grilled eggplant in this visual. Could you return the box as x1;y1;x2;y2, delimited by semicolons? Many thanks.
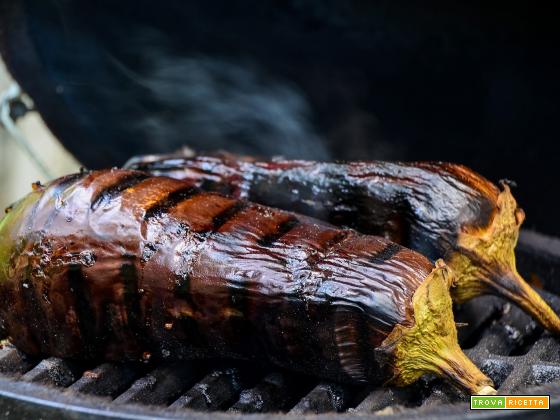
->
126;155;560;334
0;170;494;394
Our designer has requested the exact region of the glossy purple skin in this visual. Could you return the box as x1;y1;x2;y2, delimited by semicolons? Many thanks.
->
0;170;433;384
127;156;501;261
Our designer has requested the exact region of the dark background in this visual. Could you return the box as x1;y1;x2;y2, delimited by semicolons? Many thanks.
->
1;0;559;234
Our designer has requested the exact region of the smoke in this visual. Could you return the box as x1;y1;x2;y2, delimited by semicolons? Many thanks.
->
107;46;329;160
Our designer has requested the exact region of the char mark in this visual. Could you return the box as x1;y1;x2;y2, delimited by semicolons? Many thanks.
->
174;273;190;298
91;173;149;211
143;186;199;220
258;217;300;247
58;172;88;190
141;222;190;263
120;257;144;342
370;242;402;264
212;202;248;231
200;178;234;196
20;278;45;353
68;264;99;358
323;231;351;252
306;231;350;269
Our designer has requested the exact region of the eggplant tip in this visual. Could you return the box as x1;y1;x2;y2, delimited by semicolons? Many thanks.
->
477;385;498;396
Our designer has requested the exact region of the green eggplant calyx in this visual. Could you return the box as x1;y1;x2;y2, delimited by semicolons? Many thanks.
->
380;260;495;395
448;184;560;334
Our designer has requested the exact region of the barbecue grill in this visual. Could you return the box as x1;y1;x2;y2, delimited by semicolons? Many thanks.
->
0;230;557;419
1;1;560;419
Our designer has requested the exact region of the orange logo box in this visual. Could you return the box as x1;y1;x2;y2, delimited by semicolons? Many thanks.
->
505;396;549;409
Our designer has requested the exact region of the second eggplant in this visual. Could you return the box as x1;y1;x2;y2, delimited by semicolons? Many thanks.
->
126;155;560;334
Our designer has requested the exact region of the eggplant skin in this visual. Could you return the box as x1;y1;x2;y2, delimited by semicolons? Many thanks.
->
0;169;434;385
127;157;499;260
126;156;560;337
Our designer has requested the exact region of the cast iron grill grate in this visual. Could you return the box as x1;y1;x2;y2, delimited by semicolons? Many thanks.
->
0;229;559;419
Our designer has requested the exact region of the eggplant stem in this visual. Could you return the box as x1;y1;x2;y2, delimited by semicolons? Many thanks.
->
493;270;560;334
448;183;560;334
381;260;495;395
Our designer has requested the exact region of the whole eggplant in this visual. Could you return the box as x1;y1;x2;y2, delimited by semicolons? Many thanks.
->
0;169;494;395
125;155;560;334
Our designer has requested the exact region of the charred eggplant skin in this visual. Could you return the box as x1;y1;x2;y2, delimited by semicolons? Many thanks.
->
126;156;560;334
0;169;438;385
127;157;498;259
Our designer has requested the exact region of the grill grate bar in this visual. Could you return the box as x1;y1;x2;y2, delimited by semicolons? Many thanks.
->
455;296;503;348
529;336;560;362
0;344;36;376
68;362;142;398
21;357;81;387
480;359;514;388
112;362;201;406
475;323;522;356
169;367;253;411
289;382;359;414
528;364;560;386
421;386;455;407
229;372;313;413
352;386;412;413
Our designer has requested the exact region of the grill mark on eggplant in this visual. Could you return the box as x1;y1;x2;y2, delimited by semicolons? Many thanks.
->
67;264;98;358
174;273;190;298
370;243;402;264
200;178;234;196
141;242;158;264
212;202;248;231
20;277;43;353
227;286;254;357
55;172;88;192
141;221;190;263
143;186;199;221
306;231;351;270
257;217;300;248
334;309;368;381
120;256;143;344
90;173;149;211
58;172;87;189
356;311;373;379
139;187;200;263
173;232;206;303
173;271;205;351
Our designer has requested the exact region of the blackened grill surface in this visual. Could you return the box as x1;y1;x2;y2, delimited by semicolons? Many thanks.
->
0;229;559;419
